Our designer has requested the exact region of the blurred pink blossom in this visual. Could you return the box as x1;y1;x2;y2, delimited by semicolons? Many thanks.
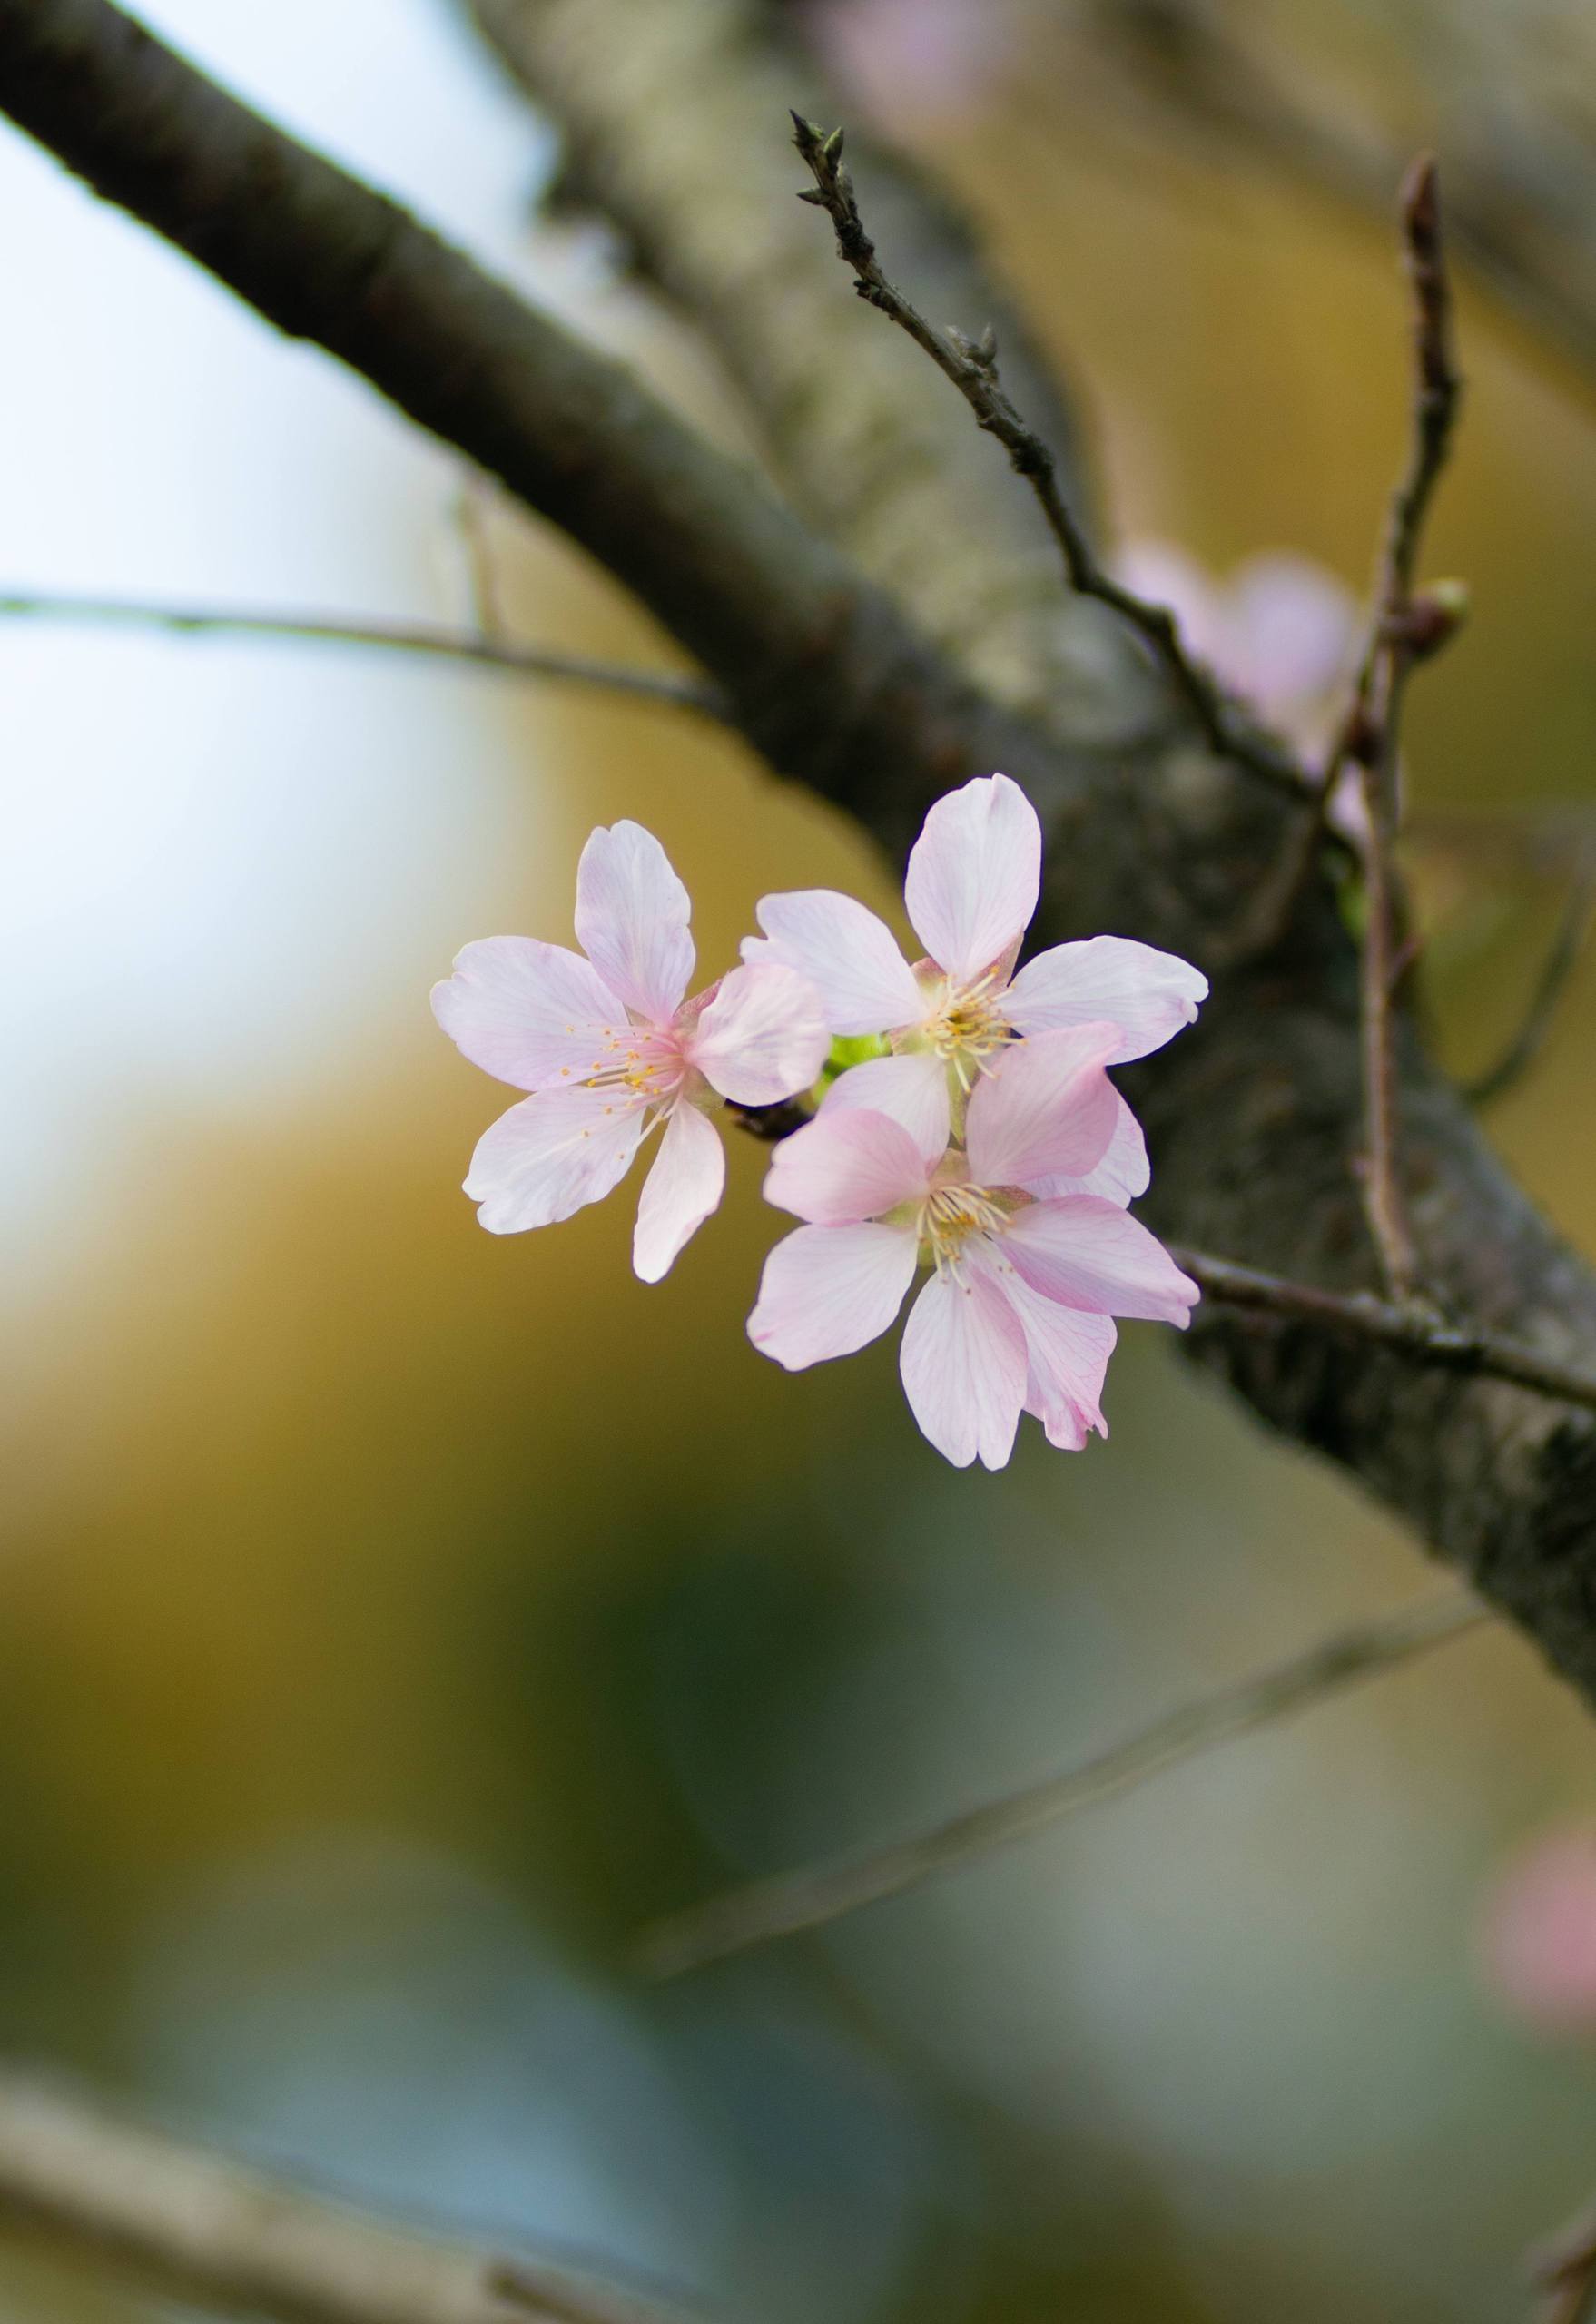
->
434;822;828;1281
748;1027;1198;1468
1479;1825;1596;2035
805;0;1017;129
1118;540;1362;763
744;771;1207;1177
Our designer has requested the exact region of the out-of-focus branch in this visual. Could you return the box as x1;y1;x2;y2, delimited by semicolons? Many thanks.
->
1053;0;1596;387
787;113;1304;799
637;1586;1486;1975
1528;2196;1596;2324
1463;855;1596;1108
0;2073;698;2324
0;588;728;715
1335;158;1462;1301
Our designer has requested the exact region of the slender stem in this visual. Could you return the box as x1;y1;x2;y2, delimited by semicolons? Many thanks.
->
1335;156;1463;1298
1178;1248;1596;1413
0;588;728;716
636;1586;1485;1976
0;2073;700;2324
1463;854;1596;1108
789;114;1308;801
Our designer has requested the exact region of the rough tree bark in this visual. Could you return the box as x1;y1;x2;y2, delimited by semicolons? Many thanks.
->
4;0;1596;1697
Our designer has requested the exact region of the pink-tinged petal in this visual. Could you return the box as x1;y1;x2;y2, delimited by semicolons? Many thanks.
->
964;1025;1119;1190
633;1101;724;1284
1001;1268;1117;1449
903;773;1041;984
462;1087;645;1235
748;1221;918;1370
1005;936;1207;1063
1004;1196;1198;1325
685;961;829;1106
743;890;921;1036
764;1109;930;1226
431;937;629;1092
574;821;695;1023
1480;1827;1596;2033
1027;1092;1149;1206
820;1049;950;1168
899;1261;1027;1469
1226;553;1359;717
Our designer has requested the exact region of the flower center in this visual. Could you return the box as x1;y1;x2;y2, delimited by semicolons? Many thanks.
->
918;1180;1009;1281
921;970;1015;1090
564;1024;686;1121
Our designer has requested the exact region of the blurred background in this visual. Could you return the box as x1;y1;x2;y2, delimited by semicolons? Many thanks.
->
5;1;1596;2317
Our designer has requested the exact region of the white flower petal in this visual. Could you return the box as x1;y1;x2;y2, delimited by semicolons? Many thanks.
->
1001;1267;1117;1449
748;1222;918;1370
820;1050;950;1169
462;1087;645;1235
431;937;629;1091
744;890;922;1036
574;821;695;1023
687;961;829;1105
898;1260;1027;1469
632;1102;725;1283
1004;1196;1198;1324
964;1025;1119;1189
1005;936;1207;1063
903;773;1041;984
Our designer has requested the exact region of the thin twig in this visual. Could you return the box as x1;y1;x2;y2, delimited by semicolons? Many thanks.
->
1178;1248;1596;1412
454;479;510;645
0;2071;703;2324
789;113;1308;801
1463;852;1596;1108
0;589;729;718
1334;156;1463;1299
636;1585;1485;1977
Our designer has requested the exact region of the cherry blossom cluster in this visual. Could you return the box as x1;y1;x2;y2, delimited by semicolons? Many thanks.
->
432;774;1206;1467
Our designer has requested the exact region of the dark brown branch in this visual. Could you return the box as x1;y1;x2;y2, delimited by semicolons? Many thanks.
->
0;588;728;714
0;2072;699;2324
788;112;1306;802
1177;1251;1596;1414
1337;158;1463;1301
1463;854;1596;1108
637;1586;1485;1975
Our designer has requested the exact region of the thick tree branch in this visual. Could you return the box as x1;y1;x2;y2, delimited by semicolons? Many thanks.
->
0;588;728;714
637;1585;1486;1975
7;0;1596;1709
0;0;1009;813
0;2073;698;2324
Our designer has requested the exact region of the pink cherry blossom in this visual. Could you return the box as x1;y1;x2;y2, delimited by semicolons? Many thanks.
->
747;1027;1199;1468
743;773;1207;1180
434;821;828;1282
